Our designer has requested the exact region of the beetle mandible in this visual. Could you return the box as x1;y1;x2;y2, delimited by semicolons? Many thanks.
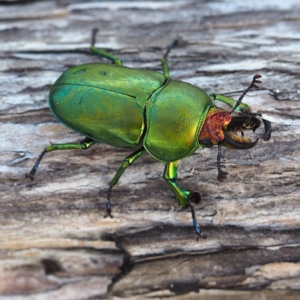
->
29;29;271;239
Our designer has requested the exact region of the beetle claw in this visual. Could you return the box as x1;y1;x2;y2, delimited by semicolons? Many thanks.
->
25;173;35;181
104;201;113;218
104;212;113;219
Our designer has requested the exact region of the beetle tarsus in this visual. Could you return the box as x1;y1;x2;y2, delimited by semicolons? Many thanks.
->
190;204;207;240
163;36;181;59
27;148;47;180
104;186;113;218
91;28;98;47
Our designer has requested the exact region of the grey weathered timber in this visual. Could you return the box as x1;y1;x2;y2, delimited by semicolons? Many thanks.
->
0;1;300;299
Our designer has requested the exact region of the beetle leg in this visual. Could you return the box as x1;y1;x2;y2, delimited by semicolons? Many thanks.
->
27;138;96;179
190;204;207;240
217;145;228;182
105;147;145;218
161;37;181;78
90;28;122;65
163;162;205;239
163;161;189;207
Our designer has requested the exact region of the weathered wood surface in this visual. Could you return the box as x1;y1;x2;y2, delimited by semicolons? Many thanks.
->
1;0;300;299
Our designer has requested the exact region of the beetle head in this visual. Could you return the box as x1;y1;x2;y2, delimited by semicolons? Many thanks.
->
199;107;260;150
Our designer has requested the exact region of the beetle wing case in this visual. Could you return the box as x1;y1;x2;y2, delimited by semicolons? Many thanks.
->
144;80;214;162
49;63;166;148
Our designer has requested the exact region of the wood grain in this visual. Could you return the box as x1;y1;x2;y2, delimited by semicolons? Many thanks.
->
1;1;300;299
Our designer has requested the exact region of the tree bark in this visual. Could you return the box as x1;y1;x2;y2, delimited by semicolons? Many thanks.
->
0;1;300;299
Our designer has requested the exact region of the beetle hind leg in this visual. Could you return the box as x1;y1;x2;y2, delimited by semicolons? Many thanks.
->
27;137;96;179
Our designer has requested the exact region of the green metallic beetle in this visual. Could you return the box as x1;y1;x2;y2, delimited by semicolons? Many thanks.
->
29;30;271;238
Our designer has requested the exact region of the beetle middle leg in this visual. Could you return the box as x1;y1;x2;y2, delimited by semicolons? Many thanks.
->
105;147;145;218
163;161;206;239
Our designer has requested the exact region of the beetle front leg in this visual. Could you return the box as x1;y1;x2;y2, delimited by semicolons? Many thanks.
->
163;161;205;239
105;147;145;218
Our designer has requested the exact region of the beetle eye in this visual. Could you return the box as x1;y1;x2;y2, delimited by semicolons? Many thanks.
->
200;138;214;147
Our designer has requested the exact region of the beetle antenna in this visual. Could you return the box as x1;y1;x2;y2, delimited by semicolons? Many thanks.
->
217;145;228;182
229;74;262;114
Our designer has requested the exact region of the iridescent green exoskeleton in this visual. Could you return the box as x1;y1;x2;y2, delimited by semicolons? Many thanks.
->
29;29;271;239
